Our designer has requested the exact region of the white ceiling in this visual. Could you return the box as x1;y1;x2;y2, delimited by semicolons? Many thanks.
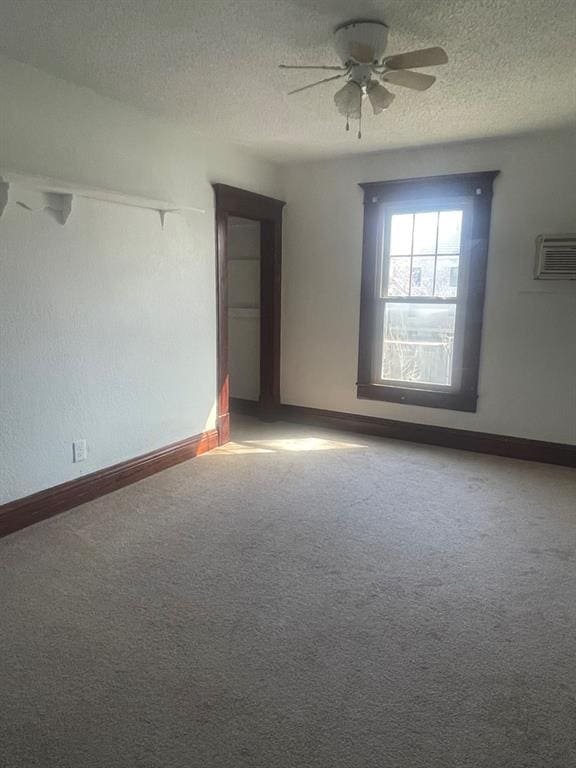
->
0;0;574;162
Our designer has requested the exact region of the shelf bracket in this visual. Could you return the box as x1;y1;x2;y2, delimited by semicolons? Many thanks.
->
0;179;74;224
158;209;180;229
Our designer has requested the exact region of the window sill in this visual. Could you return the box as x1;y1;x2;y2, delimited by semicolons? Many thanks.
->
356;383;478;412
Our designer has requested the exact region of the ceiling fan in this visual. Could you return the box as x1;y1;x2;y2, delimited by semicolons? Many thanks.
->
280;20;448;138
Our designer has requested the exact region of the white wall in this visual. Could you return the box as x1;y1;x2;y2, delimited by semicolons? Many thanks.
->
282;130;576;445
0;56;280;504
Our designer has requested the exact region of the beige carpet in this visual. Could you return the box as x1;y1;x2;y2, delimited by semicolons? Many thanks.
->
1;415;575;767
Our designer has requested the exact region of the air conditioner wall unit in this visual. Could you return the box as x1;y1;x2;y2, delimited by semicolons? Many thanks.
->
534;234;576;280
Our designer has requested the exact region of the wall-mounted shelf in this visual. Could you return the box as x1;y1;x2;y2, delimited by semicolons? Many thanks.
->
0;169;205;227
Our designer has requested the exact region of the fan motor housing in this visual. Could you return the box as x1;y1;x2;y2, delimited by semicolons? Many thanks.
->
334;20;389;65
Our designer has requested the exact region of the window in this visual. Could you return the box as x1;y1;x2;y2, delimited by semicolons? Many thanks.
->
357;172;498;412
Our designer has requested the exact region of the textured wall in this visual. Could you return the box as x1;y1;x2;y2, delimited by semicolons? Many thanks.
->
0;58;280;504
281;130;576;444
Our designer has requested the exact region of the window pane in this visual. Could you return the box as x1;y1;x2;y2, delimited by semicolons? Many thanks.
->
389;213;413;256
387;256;411;296
412;212;438;255
437;210;462;254
410;256;435;297
382;303;456;386
435;255;460;298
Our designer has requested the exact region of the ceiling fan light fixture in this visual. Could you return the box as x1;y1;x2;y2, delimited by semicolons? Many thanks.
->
366;81;395;114
280;20;448;140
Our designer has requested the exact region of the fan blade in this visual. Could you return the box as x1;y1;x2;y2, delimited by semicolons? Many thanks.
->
384;46;448;70
287;73;344;96
334;81;362;118
383;70;436;91
366;82;395;114
279;64;345;71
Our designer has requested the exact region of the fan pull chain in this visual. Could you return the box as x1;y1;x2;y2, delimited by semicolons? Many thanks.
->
345;114;350;131
357;105;362;140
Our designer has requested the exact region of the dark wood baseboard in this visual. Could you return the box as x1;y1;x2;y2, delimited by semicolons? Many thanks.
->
279;404;576;468
5;406;571;540
0;428;219;539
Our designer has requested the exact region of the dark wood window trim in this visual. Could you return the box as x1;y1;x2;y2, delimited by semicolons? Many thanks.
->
357;171;499;412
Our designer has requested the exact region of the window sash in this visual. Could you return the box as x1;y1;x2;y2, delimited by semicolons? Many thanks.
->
379;199;469;300
370;300;463;392
373;200;472;390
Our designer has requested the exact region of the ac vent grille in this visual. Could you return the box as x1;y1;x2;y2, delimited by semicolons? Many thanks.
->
535;234;576;280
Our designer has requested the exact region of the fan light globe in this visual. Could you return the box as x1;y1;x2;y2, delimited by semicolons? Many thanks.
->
366;81;395;114
334;81;362;118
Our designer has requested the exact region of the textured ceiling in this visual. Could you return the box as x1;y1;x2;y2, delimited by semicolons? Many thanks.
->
0;0;574;162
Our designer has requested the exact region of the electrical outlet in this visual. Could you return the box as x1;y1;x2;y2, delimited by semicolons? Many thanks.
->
73;439;87;463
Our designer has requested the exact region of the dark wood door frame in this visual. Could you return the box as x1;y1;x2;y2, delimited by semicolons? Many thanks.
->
213;184;286;444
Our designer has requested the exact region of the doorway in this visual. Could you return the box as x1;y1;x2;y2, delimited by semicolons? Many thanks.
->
213;184;285;445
